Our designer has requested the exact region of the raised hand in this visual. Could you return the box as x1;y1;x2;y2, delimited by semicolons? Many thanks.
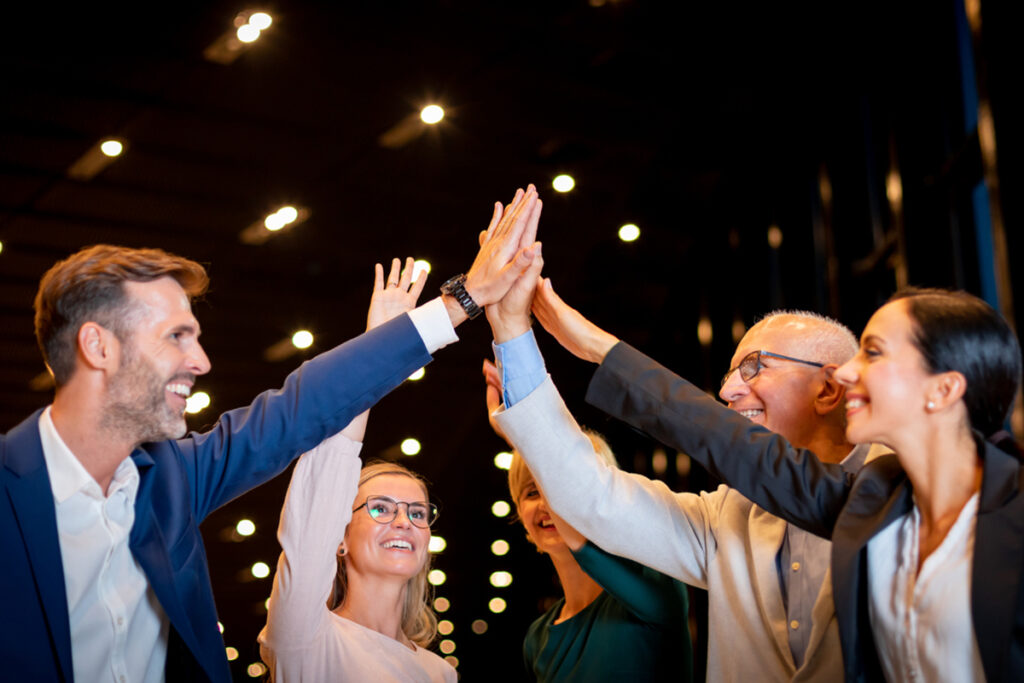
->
448;185;542;326
482;359;511;444
367;257;428;331
531;277;619;364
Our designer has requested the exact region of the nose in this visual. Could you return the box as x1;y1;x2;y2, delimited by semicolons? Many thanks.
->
719;370;750;403
190;341;212;376
834;357;857;387
390;504;413;529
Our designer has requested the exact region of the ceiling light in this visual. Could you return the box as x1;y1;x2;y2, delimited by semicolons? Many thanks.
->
250;562;270;579
488;597;507;613
291;330;313;349
618;223;640;242
408;367;425;381
493;452;513;470
67;138;127;181
697;317;712;347
428;569;447;586
247;663;267;678
437;620;454;635
429;536;447;553
552;174;575;193
491;501;511;518
236;519;256;536
401;438;421;456
490;539;509;556
226;647;239;661
433;597;450;612
471;619;488;634
248;12;272;29
439;640;456;654
99;139;123;157
412;259;431;281
489;571;513;588
185;391;210;414
420;105;444;124
240;205;310;245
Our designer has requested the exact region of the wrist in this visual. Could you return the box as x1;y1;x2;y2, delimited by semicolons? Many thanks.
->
441;294;469;328
489;312;532;344
589;333;618;364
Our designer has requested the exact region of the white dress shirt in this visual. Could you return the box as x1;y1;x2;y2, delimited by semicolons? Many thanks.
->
868;493;984;682
39;407;169;683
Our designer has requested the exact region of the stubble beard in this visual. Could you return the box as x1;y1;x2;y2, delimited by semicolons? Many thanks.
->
101;342;186;447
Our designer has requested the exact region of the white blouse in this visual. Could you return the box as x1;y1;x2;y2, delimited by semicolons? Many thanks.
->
867;492;984;682
258;432;456;682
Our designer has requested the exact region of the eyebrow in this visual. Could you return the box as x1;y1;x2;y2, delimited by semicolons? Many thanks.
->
170;323;200;337
861;334;884;346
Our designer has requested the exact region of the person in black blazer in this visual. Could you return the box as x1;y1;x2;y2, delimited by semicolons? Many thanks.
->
530;281;1023;682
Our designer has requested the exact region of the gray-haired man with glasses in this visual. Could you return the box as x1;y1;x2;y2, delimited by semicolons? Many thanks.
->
486;274;875;682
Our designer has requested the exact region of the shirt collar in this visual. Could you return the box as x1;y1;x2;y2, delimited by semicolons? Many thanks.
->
38;406;139;503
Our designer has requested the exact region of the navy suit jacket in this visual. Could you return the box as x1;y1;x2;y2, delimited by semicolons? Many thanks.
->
587;342;1024;683
1;314;432;682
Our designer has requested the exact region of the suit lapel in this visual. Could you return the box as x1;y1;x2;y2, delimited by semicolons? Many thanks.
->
830;455;911;680
747;505;796;671
971;440;1024;682
3;410;74;682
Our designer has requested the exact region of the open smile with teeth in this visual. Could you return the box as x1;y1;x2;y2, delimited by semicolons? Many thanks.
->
382;540;413;551
847;398;867;411
166;383;191;398
737;409;763;419
538;520;554;529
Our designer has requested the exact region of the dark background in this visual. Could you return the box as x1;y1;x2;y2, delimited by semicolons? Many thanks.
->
2;1;1020;679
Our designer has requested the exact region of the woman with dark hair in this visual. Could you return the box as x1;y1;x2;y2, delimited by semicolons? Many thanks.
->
523;283;1024;682
258;259;456;682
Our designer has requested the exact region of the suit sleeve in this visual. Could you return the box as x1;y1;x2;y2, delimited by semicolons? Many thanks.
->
494;376;726;587
173;313;432;521
586;342;853;538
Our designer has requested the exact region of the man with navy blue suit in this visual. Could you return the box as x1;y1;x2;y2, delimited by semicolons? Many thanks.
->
1;186;543;682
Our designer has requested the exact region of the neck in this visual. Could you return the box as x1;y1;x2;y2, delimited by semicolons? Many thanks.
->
51;387;135;494
547;549;603;623
798;426;853;466
898;424;982;527
334;572;412;647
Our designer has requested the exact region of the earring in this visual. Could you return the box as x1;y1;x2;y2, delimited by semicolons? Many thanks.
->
926;401;935;411
338;546;347;556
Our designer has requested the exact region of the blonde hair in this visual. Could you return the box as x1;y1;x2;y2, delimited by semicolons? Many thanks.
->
330;461;438;648
507;428;618;540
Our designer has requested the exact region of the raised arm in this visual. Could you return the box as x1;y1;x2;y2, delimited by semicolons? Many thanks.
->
531;277;619;364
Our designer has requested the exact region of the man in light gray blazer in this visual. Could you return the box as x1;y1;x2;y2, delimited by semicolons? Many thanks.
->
484;275;876;682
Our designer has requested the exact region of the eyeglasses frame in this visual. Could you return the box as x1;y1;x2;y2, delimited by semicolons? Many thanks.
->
352;495;439;529
722;349;825;388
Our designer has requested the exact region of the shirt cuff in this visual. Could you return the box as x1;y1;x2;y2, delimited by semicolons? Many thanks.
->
408;297;459;354
492;329;547;407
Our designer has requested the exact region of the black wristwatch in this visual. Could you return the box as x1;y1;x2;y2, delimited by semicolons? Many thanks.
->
440;274;483;320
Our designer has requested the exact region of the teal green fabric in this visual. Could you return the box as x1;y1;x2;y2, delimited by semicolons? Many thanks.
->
523;542;693;682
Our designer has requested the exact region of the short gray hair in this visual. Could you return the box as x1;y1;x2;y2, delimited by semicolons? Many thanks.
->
749;310;858;365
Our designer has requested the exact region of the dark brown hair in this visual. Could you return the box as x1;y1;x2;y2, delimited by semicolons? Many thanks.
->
34;244;208;386
889;287;1021;438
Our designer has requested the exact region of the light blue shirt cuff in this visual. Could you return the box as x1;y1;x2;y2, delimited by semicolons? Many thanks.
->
492;329;547;408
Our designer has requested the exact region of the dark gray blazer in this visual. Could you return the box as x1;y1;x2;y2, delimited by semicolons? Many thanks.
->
587;342;1024;682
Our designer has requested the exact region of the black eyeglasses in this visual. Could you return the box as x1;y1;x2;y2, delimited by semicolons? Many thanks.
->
721;350;825;388
353;495;439;529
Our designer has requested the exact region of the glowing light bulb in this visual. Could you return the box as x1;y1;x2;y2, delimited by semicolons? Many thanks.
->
248;12;272;29
489;571;513;588
490;539;510;556
226;647;239;661
491;501;511;518
420;105;444;124
437;620;454;635
185;391;210;414
434;597;451;612
429;536;447;553
100;139;123;157
236;519;255;536
251;562;270;579
488;597;507;613
618;223;640;242
401;438;421;456
552;174;575;193
428;569;447;586
493;452;513;470
408;367;425;381
237;25;260;43
291;330;313;349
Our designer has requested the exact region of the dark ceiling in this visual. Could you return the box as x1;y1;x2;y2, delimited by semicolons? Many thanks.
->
2;1;1020;679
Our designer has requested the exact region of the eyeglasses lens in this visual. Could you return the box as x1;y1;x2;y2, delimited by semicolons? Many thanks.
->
365;496;436;528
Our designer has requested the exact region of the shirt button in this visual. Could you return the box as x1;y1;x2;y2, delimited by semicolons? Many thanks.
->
790;620;800;630
791;561;801;571
117;616;124;627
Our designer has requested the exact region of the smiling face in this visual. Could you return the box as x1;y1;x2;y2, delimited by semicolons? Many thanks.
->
517;475;579;556
835;299;936;449
102;277;211;444
343;473;431;582
719;320;826;447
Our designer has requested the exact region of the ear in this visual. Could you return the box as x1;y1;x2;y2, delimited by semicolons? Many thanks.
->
814;365;845;416
926;371;967;411
77;322;120;373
